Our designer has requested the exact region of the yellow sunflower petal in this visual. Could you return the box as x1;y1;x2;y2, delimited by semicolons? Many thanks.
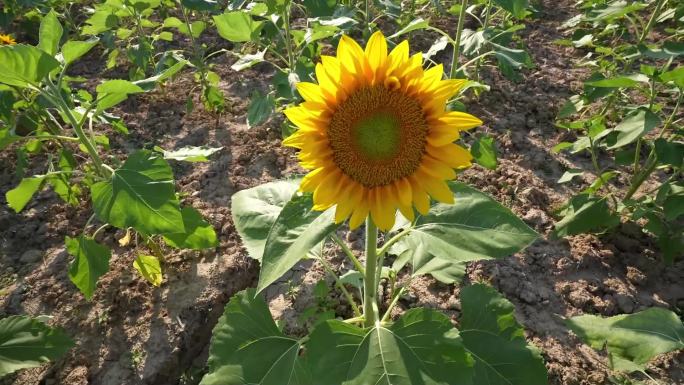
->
429;111;483;131
301;167;328;192
365;31;388;83
349;194;370;229
421;173;454;204
370;186;395;230
296;82;330;108
338;35;369;80
420;156;457;180
427;143;473;168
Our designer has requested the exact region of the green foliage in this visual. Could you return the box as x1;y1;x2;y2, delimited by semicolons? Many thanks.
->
163;207;218;250
567;308;684;373
0;44;60;87
213;12;263;42
201;289;307;385
231;180;300;260
554;194;619;237
91;150;184;235
133;255;163;286
0;315;74;377
5;176;45;213
66;236;111;300
554;0;684;261
391;182;538;284
257;192;339;292
202;284;547;385
460;284;548;385
470;134;498;170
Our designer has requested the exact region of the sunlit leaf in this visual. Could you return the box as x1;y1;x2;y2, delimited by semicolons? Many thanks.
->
66;235;111;300
91;150;184;234
231;180;300;261
567;308;684;373
200;289;309;385
133;255;163;286
460;284;548;385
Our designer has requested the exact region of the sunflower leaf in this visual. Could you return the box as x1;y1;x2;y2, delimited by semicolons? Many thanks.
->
306;308;474;385
566;308;684;373
0;315;74;377
257;191;339;292
200;289;309;385
460;284;548;384
390;182;538;284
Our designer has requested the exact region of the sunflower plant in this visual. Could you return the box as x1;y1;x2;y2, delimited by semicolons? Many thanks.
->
1;10;218;299
201;32;548;385
552;0;684;263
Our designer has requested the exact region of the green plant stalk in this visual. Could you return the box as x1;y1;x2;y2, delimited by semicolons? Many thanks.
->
381;285;406;322
318;257;363;317
330;233;365;275
377;226;412;256
449;0;469;79
473;0;493;80
363;217;379;327
43;82;109;178
638;0;667;44
624;92;682;201
282;3;296;70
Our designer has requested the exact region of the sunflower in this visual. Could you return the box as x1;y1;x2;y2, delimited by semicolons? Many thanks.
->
0;34;16;45
283;31;482;231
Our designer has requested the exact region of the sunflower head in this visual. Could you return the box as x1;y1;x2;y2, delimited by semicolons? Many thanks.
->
0;34;16;46
283;31;482;231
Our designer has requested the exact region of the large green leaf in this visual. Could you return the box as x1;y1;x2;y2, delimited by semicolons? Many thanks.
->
306;308;474;385
390;182;538;284
231;180;300;260
0;315;74;377
162;207;218;250
91;150;184;234
460;284;548;385
566;308;684;373
606;109;661;149
553;194;619;237
96;79;145;110
6;176;45;213
38;10;63;57
492;0;529;19
200;289;309;385
0;44;60;87
257;192;339;292
213;12;263;42
66;236;111;300
61;38;99;65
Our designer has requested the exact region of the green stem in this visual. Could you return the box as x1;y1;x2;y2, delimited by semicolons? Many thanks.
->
318;257;363;318
43;82;109;178
474;0;492;80
330;233;365;275
377;226;412;256
282;3;296;70
449;0;469;79
624;92;682;201
363;217;379;327
381;285;406;323
638;0;666;44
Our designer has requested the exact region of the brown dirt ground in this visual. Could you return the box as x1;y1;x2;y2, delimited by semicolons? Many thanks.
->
1;0;683;384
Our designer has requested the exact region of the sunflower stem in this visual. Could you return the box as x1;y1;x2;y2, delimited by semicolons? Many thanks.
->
449;0;469;79
363;217;379;327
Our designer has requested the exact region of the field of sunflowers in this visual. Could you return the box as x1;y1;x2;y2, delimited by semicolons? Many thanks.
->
0;0;683;384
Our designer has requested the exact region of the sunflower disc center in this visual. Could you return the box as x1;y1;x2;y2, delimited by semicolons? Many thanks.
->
353;113;400;160
327;86;429;187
